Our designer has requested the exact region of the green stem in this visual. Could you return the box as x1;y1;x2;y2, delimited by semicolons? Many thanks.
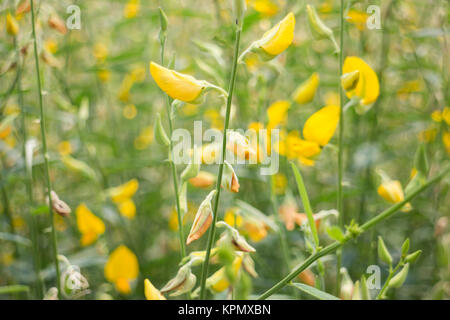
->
14;35;44;299
335;0;345;296
159;31;186;259
376;262;402;299
257;166;449;300
30;0;61;299
199;25;242;300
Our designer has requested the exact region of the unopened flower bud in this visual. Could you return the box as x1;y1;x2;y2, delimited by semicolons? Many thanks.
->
186;190;216;245
49;191;71;217
221;160;240;193
405;250;422;264
378;236;392;265
160;264;196;296
6;13;19;36
154;112;170;147
341;70;360;91
389;263;409;288
48;15;68;34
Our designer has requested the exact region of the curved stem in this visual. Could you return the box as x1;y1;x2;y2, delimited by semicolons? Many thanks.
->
257;166;449;300
30;0;61;299
199;26;242;300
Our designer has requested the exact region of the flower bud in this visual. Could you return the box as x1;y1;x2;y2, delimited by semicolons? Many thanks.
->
154;112;170;147
232;0;247;29
158;7;168;32
221;160;240;193
414;143;429;176
189;171;216;189
48;15;68;35
217;221;256;253
405;250;421;264
389;263;409;288
341;70;360;92
160;264;196;296
186;190;217;245
306;5;339;53
50;190;71;217
378;236;392;265
401;238;410;257
242;254;258;278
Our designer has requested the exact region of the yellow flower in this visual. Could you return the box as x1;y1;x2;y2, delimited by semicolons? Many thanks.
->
207;255;243;293
251;0;279;17
0;125;12;140
224;209;243;228
342;56;379;107
303;105;340;147
76;204;105;246
6;13;19;36
418;127;437;143
443;131;450;154
117;198;136;219
273;173;287;195
144;279;166;300
259;12;295;57
45;39;58;54
134;126;153;150
93;43;108;63
205;108;223;130
124;0;140;19
110;179;139;203
123;104;137;119
97;69;111;82
58;141;72;156
396;79;422;96
377;180;411;212
346;9;368;31
189;171;216;189
118;74;134;102
105;245;139;294
267;100;290;129
292;73;320;104
182;103;199;116
324;91;340;106
443;107;450;125
150;62;204;103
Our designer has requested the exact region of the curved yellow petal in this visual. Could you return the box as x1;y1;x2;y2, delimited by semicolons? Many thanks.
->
144;279;166;300
150;62;204;102
105;245;139;287
303;105;340;147
110;179;139;203
292;73;320;104
260;12;295;56
117;198;136;219
267;100;291;128
76;203;105;246
343;56;379;105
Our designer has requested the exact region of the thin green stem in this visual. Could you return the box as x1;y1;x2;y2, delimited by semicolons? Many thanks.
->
376;261;402;299
14;35;44;299
159;33;186;259
30;0;61;299
257;166;449;300
335;0;345;296
199;25;242;300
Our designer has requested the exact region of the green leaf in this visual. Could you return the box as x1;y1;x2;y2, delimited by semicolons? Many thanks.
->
0;285;30;295
291;162;319;247
290;283;340;300
326;226;345;242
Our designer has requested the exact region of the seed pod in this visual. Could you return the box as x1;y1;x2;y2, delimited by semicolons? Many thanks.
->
221;160;240;193
158;7;168;32
50;191;71;217
306;5;339;52
160;264;196;296
378;236;392;265
405;250;422;264
389;263;409;288
341;70;360;92
186;190;216;245
360;275;371;300
154;112;170;147
401;238;410;257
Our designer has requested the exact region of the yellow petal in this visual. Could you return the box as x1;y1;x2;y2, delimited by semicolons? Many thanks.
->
267;100;290;128
6;13;19;36
260;12;295;56
303;105;340;147
442;107;450;125
110;179;139;203
343;56;379;105
115;277;131;295
105;245;139;287
224;209;243;228
144;279;166;300
346;9;368;31
443;131;450;154
292;73;320;104
117;198;136;219
150;62;204;102
292;139;321;158
76;203;105;245
252;0;279;17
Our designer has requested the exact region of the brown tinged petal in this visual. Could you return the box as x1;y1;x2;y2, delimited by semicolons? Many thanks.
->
221;160;240;193
186;190;216;245
216;221;256;253
48;15;68;34
298;269;316;287
50;191;71;217
160;264;196;296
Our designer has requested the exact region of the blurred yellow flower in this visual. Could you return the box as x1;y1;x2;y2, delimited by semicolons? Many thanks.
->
118;74;134;102
303;105;340;147
189;171;216;189
343;56;379;107
324;91;340;106
442;107;450;125
97;69;111;82
93;43;108;63
182;103;199;116
274;173;287;195
251;0;279;17
259;12;295;57
377;180;411;212
124;0;140;19
105;245;139;294
110;179;139;219
397;79;422;96
57;141;72;156
123;104;137;119
224;209;243;228
207;254;243;293
45;39;58;54
76;203;105;246
443;131;450;154
150;62;204;103
346;9;368;31
418;127;437;143
243;218;268;242
4;104;20;116
134;126;153;150
0;125;12;140
6;13;19;36
292;73;320;105
144;279;166;300
205;108;223;130
267;100;290;129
